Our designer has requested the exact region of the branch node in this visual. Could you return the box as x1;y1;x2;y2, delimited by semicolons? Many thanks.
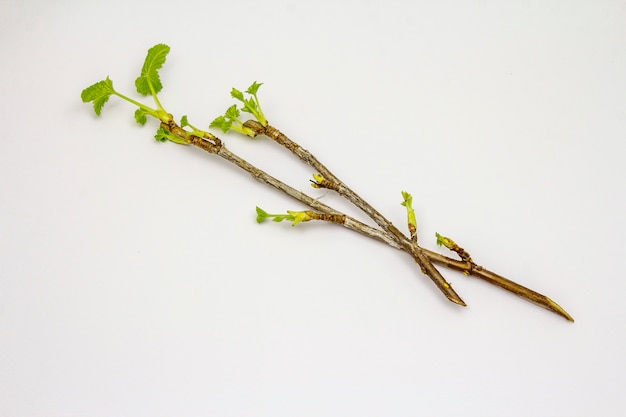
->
310;173;340;191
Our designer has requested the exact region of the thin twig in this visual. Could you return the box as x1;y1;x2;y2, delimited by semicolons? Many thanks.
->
170;121;574;321
162;122;574;321
244;120;573;320
243;120;466;306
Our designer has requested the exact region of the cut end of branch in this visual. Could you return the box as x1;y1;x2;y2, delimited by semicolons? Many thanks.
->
546;297;575;322
448;295;467;307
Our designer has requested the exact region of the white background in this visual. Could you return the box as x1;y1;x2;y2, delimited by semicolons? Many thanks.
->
1;0;625;416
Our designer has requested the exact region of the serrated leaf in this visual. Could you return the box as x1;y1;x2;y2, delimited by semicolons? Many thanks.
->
81;77;115;116
209;115;232;133
154;127;170;142
135;108;148;125
230;88;244;101
180;115;189;128
209;115;225;127
246;81;263;95
255;206;268;223
153;126;188;144
135;43;170;96
242;98;258;114
225;104;240;120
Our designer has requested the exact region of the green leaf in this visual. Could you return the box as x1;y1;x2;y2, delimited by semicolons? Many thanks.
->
230;88;244;101
255;207;298;224
181;115;204;133
209;115;223;127
154;127;170;142
241;98;258;115
246;81;263;96
135;43;170;96
209;115;232;133
255;206;268;223
154;127;188;144
81;77;115;116
435;232;449;247
247;98;258;111
134;108;148;125
401;191;413;208
225;104;240;121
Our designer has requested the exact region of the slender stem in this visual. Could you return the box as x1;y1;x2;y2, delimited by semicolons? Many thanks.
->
170;122;573;321
180;131;401;249
149;82;165;112
113;91;160;119
421;249;573;321
243;120;466;306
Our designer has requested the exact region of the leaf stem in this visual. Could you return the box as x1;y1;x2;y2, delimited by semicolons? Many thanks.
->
113;91;155;114
150;83;166;112
112;90;172;123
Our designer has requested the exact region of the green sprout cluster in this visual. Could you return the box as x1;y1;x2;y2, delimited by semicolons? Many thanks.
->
82;45;439;247
255;207;312;226
81;43;207;145
210;82;267;137
82;44;170;122
401;191;416;229
435;232;454;249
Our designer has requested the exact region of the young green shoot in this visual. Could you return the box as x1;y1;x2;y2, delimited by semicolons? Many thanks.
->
210;81;268;136
210;104;256;137
154;127;188;144
256;206;347;227
234;82;267;126
310;173;326;188
81;43;191;145
435;232;455;250
436;232;474;270
180;115;213;139
81;77;167;123
256;207;313;226
401;191;417;243
309;173;340;191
